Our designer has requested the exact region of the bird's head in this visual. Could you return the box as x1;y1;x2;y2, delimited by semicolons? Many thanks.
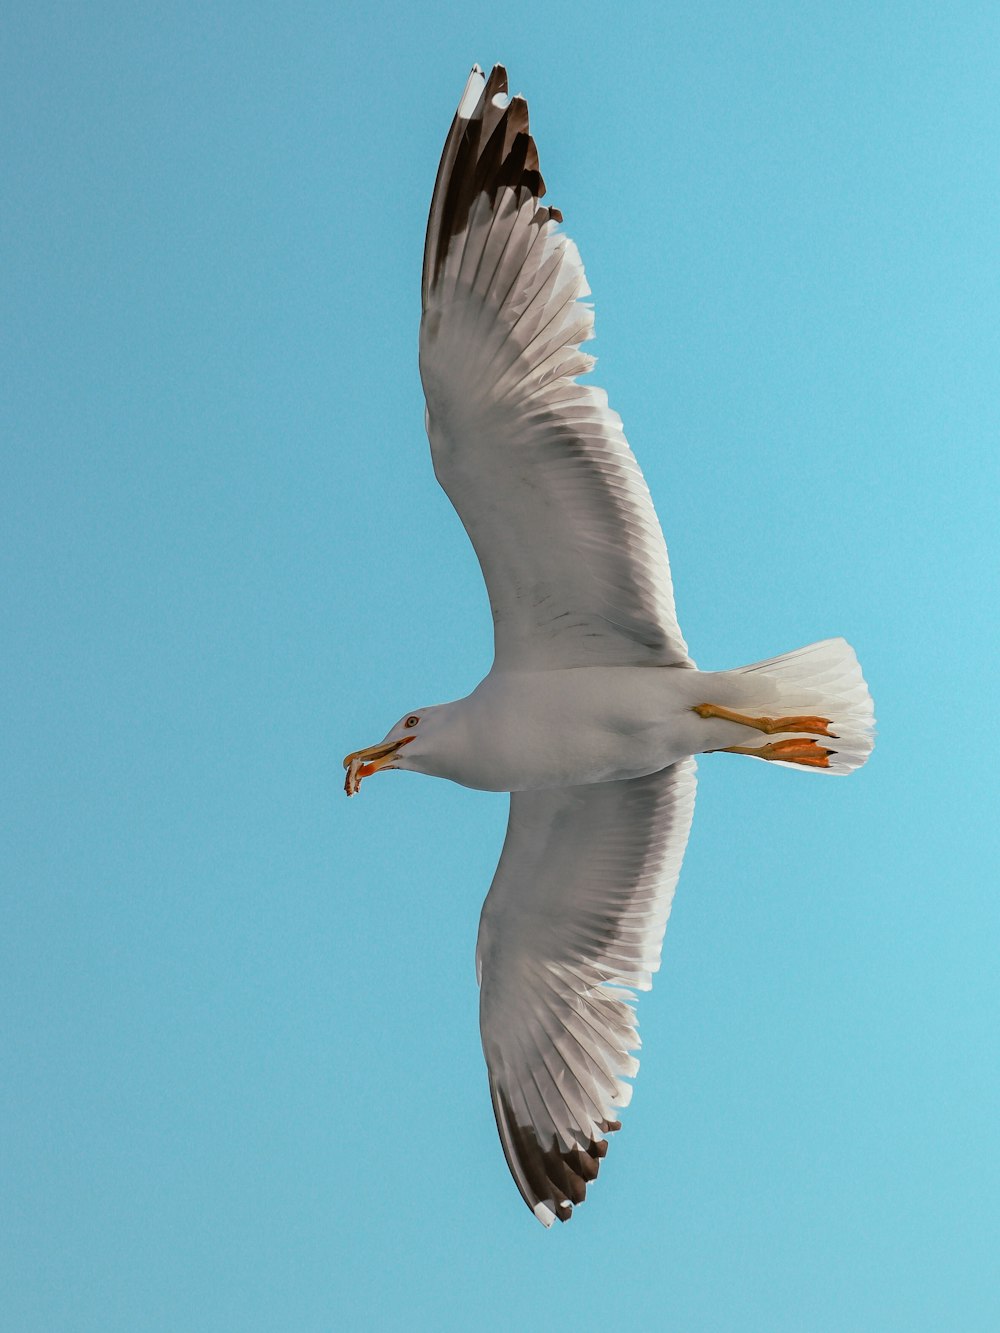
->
343;706;438;796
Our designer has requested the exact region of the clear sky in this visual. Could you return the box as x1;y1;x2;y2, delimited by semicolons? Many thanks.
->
3;3;999;1330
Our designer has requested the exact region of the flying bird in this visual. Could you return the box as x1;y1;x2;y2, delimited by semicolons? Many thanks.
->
344;64;874;1226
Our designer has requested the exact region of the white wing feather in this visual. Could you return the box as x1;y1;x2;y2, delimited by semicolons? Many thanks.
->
420;64;691;671
476;760;697;1224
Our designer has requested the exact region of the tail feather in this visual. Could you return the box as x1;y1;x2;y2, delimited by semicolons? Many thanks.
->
729;637;875;775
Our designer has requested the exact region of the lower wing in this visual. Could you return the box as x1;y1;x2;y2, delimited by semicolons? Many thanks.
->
476;759;697;1224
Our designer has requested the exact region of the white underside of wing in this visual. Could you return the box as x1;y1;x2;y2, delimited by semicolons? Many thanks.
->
476;759;697;1224
420;67;691;671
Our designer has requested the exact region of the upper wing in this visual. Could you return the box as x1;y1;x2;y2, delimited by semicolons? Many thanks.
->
420;65;691;671
476;759;697;1224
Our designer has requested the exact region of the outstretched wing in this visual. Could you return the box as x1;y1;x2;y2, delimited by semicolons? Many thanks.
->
476;760;697;1224
420;65;692;671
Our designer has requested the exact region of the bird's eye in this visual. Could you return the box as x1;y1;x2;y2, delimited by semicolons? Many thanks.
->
404;715;420;728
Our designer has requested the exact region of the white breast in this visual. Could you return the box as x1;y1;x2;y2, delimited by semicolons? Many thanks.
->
438;667;709;792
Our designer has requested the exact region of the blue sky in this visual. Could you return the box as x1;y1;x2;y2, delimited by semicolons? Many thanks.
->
3;2;999;1329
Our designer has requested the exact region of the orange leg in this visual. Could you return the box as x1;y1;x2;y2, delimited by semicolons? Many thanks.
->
718;738;834;769
692;702;838;738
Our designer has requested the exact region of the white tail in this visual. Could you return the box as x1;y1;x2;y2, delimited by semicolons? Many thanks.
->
726;638;875;775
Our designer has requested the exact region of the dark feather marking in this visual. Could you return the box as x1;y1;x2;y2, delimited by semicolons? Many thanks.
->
427;66;553;296
491;1084;619;1223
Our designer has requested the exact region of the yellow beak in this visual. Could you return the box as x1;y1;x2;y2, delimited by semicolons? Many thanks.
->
343;737;413;796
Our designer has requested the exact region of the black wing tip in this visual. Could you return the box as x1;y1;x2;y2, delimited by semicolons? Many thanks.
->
483;63;508;98
492;1085;622;1227
426;63;559;299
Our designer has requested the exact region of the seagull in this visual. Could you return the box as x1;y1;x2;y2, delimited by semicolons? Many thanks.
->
344;64;875;1226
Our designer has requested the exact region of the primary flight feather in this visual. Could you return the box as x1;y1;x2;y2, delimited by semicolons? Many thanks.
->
344;64;875;1226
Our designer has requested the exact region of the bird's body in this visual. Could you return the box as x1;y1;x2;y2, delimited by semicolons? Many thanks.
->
344;64;875;1226
403;667;702;790
387;662;851;792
